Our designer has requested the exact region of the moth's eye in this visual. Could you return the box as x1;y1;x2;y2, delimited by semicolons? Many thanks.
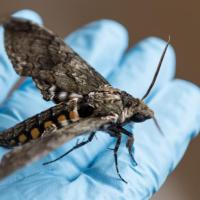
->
132;113;147;122
78;104;94;118
126;100;132;107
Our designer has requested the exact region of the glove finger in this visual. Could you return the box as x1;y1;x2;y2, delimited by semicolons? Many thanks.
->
0;9;43;104
65;19;128;77
58;79;200;199
108;37;176;99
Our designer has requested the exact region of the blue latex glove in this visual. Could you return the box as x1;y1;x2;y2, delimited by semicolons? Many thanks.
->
0;10;200;200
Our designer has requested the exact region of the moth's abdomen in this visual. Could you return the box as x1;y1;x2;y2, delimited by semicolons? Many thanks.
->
0;102;78;148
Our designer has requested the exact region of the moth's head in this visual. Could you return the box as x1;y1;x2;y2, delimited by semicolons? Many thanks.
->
131;99;154;122
121;92;154;122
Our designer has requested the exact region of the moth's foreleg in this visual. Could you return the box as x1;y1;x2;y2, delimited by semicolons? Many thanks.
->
113;134;127;183
126;136;137;166
43;131;96;165
118;127;137;166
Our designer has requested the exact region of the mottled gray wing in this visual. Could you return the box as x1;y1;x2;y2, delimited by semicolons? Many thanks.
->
3;17;109;102
0;116;114;180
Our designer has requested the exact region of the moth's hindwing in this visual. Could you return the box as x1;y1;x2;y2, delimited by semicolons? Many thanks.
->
0;116;115;180
0;102;71;147
3;17;109;103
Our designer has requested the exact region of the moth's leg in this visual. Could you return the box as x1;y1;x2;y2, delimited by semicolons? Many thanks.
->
43;132;96;165
107;126;127;183
118;127;137;166
113;134;127;183
125;135;137;166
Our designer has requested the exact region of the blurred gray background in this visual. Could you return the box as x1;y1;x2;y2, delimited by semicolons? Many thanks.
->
1;0;199;199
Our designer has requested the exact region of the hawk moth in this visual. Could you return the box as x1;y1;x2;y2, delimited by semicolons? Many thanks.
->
0;17;169;183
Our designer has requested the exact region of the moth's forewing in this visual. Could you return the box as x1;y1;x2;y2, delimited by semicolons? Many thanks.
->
3;17;109;103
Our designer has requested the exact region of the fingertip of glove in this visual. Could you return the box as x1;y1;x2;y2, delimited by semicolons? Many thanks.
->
66;19;128;53
170;79;200;97
93;19;128;43
140;36;176;91
173;80;200;135
142;36;175;52
94;19;129;50
152;79;200;138
139;36;176;68
12;9;43;25
152;79;200;110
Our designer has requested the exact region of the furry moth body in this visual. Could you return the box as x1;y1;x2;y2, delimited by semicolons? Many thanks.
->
0;17;170;183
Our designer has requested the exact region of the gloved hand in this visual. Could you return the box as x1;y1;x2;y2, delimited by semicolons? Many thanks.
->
0;10;200;200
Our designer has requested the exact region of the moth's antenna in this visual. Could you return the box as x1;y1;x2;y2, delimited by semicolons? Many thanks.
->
142;36;170;100
152;116;164;135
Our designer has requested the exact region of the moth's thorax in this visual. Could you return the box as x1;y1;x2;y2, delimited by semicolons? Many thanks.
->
84;87;154;123
81;87;134;122
86;85;123;118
